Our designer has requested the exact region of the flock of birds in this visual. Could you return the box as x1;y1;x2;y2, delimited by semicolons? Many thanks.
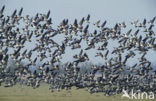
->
0;5;156;96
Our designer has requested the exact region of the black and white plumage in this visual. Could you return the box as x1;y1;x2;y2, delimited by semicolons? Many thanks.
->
0;6;155;96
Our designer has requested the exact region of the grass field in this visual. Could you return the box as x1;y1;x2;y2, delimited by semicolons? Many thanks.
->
0;84;155;101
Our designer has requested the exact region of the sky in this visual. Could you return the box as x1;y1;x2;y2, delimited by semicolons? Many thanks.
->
0;0;156;66
1;0;156;22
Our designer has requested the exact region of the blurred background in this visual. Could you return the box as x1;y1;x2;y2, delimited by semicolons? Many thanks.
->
1;0;156;23
0;0;156;67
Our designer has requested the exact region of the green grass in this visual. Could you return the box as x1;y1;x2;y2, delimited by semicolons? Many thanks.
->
0;84;155;101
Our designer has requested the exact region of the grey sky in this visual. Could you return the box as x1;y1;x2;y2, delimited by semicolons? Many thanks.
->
1;0;156;22
1;0;156;65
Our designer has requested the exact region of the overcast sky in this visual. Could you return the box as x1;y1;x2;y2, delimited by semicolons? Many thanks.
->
1;0;156;66
1;0;156;22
